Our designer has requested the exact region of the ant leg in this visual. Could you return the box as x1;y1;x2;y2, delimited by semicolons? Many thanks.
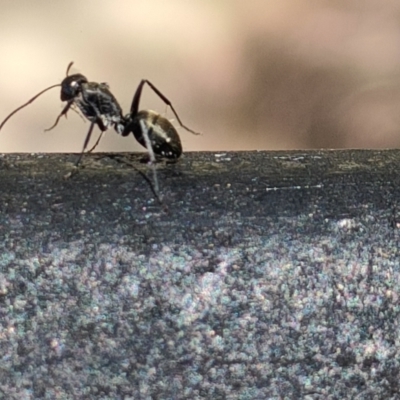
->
63;121;96;179
70;106;87;123
0;84;61;131
139;119;160;199
75;120;96;167
44;102;73;132
129;80;145;115
143;80;201;136
87;131;105;153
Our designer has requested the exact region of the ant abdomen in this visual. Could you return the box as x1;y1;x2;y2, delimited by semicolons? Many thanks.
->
127;110;183;159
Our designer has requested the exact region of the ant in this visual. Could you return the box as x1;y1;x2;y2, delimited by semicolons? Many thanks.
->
0;62;200;199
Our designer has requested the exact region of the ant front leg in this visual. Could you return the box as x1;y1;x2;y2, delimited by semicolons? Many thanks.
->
44;101;73;132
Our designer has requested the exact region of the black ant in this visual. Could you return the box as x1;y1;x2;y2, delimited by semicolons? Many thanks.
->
0;62;200;199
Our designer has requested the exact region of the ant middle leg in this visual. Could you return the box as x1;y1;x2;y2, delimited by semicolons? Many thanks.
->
75;120;97;167
63;120;97;179
86;131;105;153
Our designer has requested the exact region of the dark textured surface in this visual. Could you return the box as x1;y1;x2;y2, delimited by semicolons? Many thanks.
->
0;150;400;399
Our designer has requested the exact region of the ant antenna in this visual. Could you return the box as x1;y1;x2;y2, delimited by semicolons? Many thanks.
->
66;61;74;76
0;61;75;132
0;84;61;131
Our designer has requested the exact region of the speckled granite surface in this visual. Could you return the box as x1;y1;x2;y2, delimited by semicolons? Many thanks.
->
0;151;400;399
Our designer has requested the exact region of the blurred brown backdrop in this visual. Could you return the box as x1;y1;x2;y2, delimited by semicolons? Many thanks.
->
1;0;400;152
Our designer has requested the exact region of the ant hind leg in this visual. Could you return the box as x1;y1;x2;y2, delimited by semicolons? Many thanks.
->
139;119;160;200
143;80;201;136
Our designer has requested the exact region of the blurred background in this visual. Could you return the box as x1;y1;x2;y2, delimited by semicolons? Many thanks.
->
2;0;400;153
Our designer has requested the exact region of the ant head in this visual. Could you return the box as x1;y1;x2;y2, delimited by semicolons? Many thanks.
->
60;74;88;102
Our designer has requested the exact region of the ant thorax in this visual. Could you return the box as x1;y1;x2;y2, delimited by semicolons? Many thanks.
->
73;81;124;132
